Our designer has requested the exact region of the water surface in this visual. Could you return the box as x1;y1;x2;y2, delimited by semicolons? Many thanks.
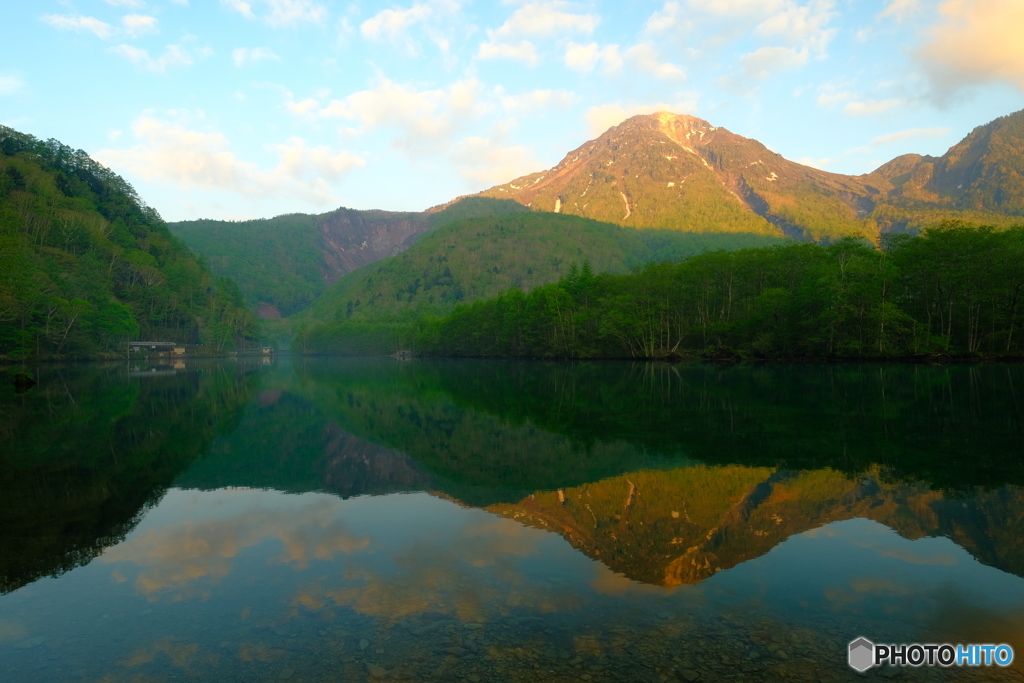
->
2;359;1023;682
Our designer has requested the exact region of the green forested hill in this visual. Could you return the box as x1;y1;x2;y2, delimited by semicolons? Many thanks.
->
298;212;786;353
169;213;322;317
417;222;1024;360
168;197;531;318
0;126;256;359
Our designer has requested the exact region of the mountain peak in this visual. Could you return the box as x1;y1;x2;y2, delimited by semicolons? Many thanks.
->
476;108;1024;240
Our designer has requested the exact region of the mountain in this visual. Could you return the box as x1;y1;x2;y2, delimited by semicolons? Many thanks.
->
874;110;1024;214
475;110;1024;241
169;197;529;318
0;126;256;359
485;466;1024;587
296;213;787;353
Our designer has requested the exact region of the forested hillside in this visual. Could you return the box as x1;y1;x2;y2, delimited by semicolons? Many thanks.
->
297;213;786;354
417;222;1024;359
0;126;257;359
169;213;322;317
169;197;530;318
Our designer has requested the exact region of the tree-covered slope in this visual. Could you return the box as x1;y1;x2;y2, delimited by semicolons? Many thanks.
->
0;126;256;359
168;197;530;318
169;213;323;317
298;212;786;329
417;223;1024;360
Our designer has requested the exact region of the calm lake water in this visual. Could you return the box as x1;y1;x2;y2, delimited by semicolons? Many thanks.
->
2;358;1023;682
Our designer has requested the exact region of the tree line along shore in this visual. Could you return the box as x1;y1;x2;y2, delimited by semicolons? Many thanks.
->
305;223;1024;360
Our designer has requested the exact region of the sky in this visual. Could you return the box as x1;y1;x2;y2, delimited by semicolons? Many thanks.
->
2;0;1024;222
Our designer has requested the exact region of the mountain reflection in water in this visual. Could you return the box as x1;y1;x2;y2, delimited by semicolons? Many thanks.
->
1;359;1023;682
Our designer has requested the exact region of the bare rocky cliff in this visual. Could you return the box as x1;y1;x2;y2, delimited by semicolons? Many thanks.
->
316;208;431;285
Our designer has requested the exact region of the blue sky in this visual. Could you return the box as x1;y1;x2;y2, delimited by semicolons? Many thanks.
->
3;0;1023;221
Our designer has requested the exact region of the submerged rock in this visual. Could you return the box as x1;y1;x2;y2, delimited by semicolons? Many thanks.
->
13;372;36;393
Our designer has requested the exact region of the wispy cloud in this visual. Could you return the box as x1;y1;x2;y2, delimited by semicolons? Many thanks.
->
42;14;117;39
109;43;196;73
0;75;24;97
94;115;364;205
870;127;950;146
232;46;280;66
844;98;902;116
123;14;159;37
360;3;432;41
221;0;328;28
480;1;599;65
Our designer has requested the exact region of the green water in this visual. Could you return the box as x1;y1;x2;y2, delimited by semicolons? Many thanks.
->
1;358;1023;682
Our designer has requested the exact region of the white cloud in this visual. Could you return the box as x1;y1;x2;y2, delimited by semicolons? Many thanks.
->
625;42;685;80
222;0;326;27
451;137;539;185
915;0;1024;98
816;84;853;107
42;14;116;39
110;44;194;73
232;46;280;66
285;96;321;118
360;3;432;41
870;127;950;146
265;0;328;27
93;115;363;205
645;1;687;33
498;88;576;114
122;14;158;37
565;41;599;71
755;0;836;56
878;0;921;22
316;78;484;153
0;75;24;97
105;0;145;7
564;42;622;73
844;98;901;115
740;46;807;80
491;1;599;38
645;0;836;64
480;1;599;66
584;98;700;136
222;0;255;19
478;39;539;65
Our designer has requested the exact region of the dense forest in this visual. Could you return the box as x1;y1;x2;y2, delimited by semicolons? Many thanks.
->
298;213;787;354
0;126;257;359
170;213;324;317
414;222;1024;359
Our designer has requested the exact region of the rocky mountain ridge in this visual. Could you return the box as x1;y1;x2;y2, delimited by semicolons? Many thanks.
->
477;109;1024;241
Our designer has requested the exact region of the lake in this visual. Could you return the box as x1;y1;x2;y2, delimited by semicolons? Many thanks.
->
1;358;1023;682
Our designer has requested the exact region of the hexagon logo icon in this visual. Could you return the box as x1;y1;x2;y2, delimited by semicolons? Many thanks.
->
848;637;874;672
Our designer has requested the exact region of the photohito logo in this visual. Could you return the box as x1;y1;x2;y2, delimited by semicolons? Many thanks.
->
848;638;1013;671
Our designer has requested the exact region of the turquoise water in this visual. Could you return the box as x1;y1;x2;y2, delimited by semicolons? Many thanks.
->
1;358;1023;682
